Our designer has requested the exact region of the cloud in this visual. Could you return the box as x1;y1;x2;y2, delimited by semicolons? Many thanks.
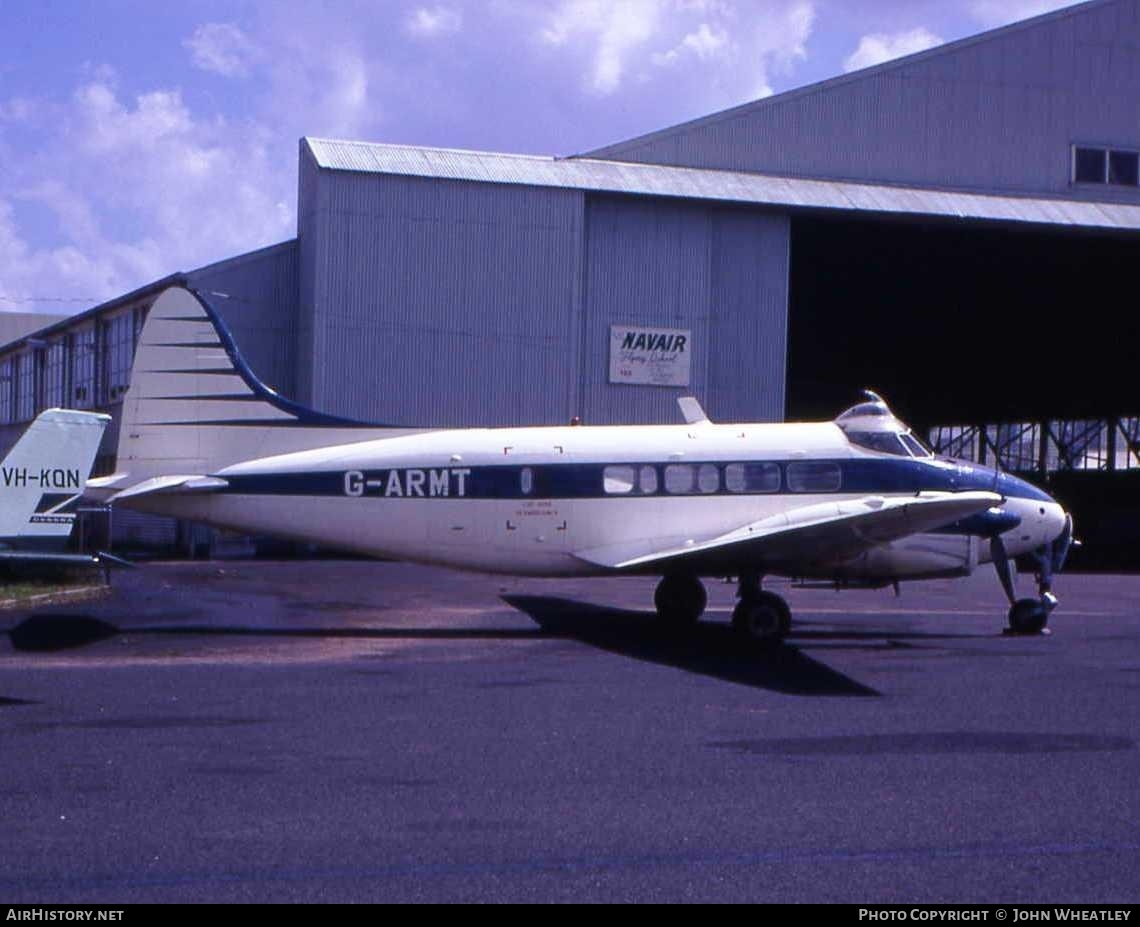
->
263;44;376;141
64;81;292;254
0;6;397;310
0;1;831;310
406;6;463;38
968;1;1076;29
0;80;294;310
749;1;814;99
541;0;664;94
843;27;943;73
539;0;815;101
653;22;729;66
184;22;258;78
0;199;119;309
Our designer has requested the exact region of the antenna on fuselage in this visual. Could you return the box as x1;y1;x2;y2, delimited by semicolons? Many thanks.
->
677;396;711;426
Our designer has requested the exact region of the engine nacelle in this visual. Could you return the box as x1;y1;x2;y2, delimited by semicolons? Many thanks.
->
838;533;980;580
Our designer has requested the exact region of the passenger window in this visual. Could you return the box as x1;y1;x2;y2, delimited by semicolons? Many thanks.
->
725;462;780;493
664;464;695;494
520;467;534;495
603;465;636;494
697;464;719;494
639;465;658;494
787;461;842;492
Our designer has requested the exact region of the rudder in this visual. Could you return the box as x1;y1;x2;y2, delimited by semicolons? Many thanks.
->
113;286;419;482
0;409;109;543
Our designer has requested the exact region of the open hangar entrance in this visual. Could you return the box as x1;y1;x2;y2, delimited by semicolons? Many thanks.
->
786;214;1140;568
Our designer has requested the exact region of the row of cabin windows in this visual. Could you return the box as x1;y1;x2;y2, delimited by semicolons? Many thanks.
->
597;461;841;496
0;309;140;425
1073;145;1140;187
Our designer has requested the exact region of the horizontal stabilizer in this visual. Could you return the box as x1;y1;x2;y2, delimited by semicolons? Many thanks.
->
0;549;129;568
574;491;1002;572
107;474;228;503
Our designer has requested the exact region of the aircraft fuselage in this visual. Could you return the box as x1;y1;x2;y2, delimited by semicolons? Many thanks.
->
126;420;1065;581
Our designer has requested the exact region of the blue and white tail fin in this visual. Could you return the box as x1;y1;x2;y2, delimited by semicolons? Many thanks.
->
102;286;421;492
0;409;109;547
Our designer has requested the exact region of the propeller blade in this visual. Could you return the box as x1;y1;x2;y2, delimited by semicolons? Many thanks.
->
1051;512;1074;573
991;535;1016;606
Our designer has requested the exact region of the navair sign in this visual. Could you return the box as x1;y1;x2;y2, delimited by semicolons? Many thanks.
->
609;325;691;387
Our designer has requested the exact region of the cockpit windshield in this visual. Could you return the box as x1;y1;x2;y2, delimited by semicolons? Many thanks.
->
845;430;933;458
898;432;934;458
846;431;909;456
834;391;934;459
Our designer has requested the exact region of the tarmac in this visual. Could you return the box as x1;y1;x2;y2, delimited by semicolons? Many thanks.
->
0;561;1137;902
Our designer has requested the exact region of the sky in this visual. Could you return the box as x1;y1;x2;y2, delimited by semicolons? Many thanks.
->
0;0;1080;314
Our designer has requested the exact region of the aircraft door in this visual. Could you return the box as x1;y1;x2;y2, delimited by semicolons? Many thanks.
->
498;448;572;555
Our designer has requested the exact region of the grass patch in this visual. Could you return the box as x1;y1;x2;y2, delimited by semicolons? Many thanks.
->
0;564;107;608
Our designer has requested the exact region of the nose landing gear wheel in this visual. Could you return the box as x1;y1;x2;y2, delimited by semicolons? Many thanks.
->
654;574;707;631
994;535;1059;635
1007;597;1051;635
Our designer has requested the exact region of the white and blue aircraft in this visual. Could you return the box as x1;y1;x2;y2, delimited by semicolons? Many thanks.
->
0;408;110;566
88;286;1073;642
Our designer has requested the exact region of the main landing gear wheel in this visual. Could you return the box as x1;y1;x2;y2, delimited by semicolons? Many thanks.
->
654;574;707;631
732;588;791;647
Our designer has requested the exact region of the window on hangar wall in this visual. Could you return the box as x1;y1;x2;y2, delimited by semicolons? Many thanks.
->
1072;145;1140;187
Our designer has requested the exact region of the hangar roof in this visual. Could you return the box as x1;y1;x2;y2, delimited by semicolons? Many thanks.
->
304;137;1140;233
582;0;1117;167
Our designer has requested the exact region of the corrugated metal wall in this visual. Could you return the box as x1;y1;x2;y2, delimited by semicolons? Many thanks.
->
580;196;710;425
188;241;299;399
580;196;787;425
297;143;324;406
589;0;1140;201
297;163;791;428
300;167;587;427
707;209;789;423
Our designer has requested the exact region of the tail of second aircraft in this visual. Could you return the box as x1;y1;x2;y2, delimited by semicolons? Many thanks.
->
0;409;109;547
93;286;423;498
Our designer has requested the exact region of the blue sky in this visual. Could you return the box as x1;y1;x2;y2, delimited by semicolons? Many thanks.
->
0;0;1078;313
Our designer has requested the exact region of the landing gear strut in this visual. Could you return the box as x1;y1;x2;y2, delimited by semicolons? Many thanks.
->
654;574;706;631
991;536;1057;635
731;572;791;646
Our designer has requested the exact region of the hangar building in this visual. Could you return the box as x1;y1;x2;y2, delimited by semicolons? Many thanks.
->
2;0;1138;559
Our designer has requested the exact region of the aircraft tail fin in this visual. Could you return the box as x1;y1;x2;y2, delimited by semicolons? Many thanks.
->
113;286;422;484
0;409;109;545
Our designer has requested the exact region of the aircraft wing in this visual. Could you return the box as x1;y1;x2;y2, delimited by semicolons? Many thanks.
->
573;491;1003;572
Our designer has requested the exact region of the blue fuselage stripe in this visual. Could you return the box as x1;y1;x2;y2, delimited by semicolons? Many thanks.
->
218;458;1053;503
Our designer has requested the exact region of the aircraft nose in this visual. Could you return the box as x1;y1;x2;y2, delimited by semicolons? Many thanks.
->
1043;500;1068;544
996;472;1068;547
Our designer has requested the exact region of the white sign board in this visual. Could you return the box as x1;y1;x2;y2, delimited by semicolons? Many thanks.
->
609;325;691;387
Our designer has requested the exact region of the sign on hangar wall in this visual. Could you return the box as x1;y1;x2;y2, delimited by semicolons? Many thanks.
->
608;325;691;387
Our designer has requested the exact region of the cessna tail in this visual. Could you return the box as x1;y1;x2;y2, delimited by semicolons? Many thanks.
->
91;285;1073;642
0;408;110;558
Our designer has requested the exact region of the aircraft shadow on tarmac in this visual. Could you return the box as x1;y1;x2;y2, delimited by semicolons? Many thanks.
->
501;595;881;696
7;598;990;697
